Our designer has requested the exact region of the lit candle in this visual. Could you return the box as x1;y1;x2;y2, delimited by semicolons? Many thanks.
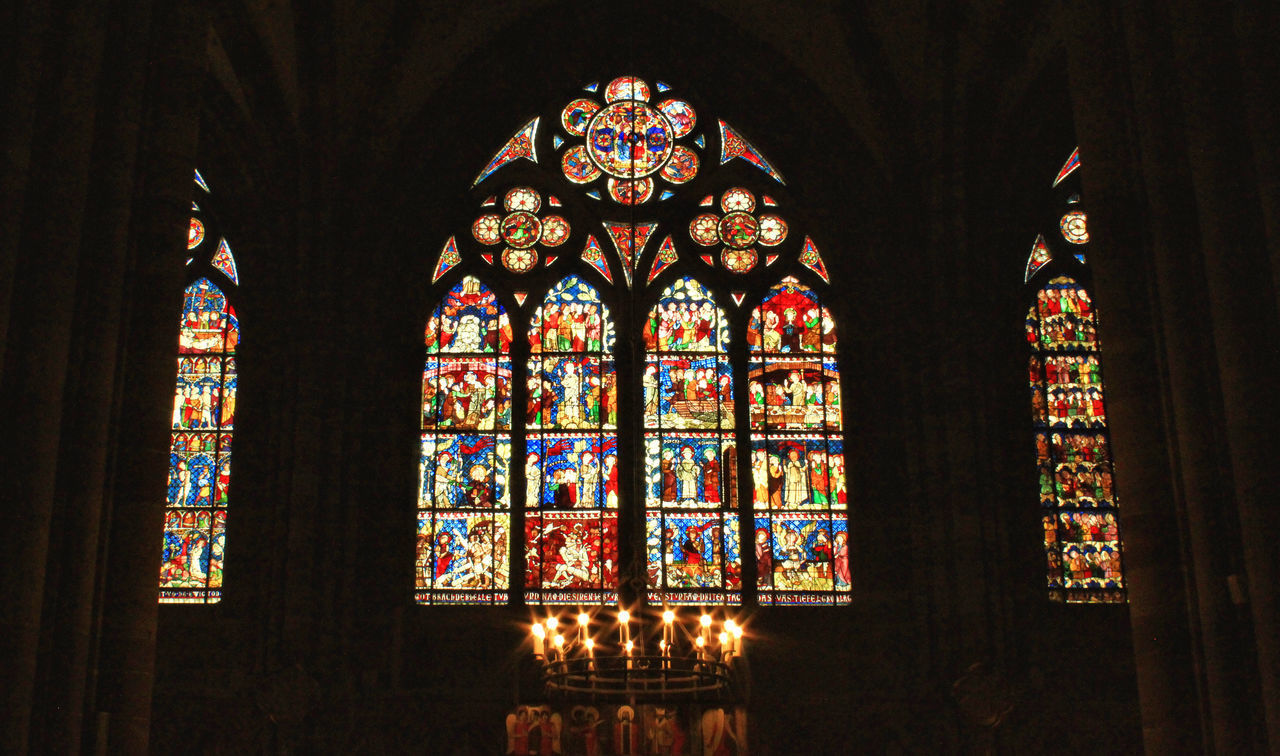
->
618;609;630;647
585;637;595;666
662;609;675;652
695;635;706;662
532;622;546;657
578;611;590;648
724;619;738;656
731;624;744;657
552;634;564;662
699;612;712;650
624;639;634;670
718;632;729;661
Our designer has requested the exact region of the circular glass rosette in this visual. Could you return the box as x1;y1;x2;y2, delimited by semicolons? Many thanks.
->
607;177;654;205
718;212;760;249
657;99;696;137
540;215;570;246
604;75;650;103
504;187;541;212
721;247;758;273
472;214;502;245
720;188;756;212
502;247;538;273
1060;211;1089;244
660;146;698;184
188;218;205;249
561;145;601;184
501;212;541;249
585;101;675;179
689;213;720;246
757;215;788;246
561;98;600;137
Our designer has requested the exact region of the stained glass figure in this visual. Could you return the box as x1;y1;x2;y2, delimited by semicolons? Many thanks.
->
1027;275;1123;603
646;236;679;286
419;276;513;604
1024;234;1053;283
1060;211;1089;244
1053;146;1081;188
433;236;462;282
643;278;740;604
580;235;613;283
161;277;238;604
718;120;784;184
747;278;848;604
798;237;829;283
602;221;657;288
473;117;540;187
211;239;238;284
526;275;618;605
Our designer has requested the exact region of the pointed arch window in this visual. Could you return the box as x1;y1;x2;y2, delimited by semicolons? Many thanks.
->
1025;149;1125;603
416;276;514;604
160;171;240;603
417;75;845;608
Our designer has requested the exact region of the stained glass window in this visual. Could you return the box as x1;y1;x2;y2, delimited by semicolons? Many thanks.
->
1025;149;1125;603
643;277;741;605
419;74;848;608
161;171;239;603
746;278;848;605
416;276;514;604
524;275;619;604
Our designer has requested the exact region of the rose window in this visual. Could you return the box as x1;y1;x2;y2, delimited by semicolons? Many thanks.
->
558;76;700;205
471;187;571;273
688;188;788;273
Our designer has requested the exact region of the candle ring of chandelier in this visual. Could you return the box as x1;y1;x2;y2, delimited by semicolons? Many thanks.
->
529;606;747;702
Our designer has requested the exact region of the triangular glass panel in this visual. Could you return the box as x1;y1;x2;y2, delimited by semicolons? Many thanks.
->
762;195;778;207
191;202;200;211
602;221;657;288
432;236;462;282
481;253;493;265
731;291;746;306
544;255;558;266
482;195;497;207
472;117;540;187
699;195;714;207
185;257;193;265
646;236;679;286
694;134;705;149
193;169;210;193
799;236;829;282
1053;147;1081;187
700;254;714;266
718;120;785;184
552;135;564;150
1074;253;1087;264
548;195;562;207
656;81;672;93
584;82;599;93
659;190;675;201
211;239;239;285
765;254;778;266
1067;193;1080;204
586;190;602;200
580;234;613;284
1024;234;1053;282
514;291;528;306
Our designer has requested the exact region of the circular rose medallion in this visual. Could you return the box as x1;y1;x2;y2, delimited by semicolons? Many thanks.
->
721;188;756;213
1060;211;1089;244
472;214;502;245
604;76;650;103
561;98;600;137
657;99;696;137
540;215;571;246
501;247;538;273
718;211;760;248
561;145;601;184
504;187;541;212
721;247;758;273
689;214;720;246
757;215;788;246
501;212;542;249
585;101;674;179
660;145;699;184
607;177;654;205
188;218;205;249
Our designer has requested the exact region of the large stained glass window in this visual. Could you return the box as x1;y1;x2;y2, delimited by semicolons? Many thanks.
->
643;277;740;605
419;75;847;607
161;171;240;603
524;275;619;604
1025;148;1124;603
746;278;848;605
416;276;514;604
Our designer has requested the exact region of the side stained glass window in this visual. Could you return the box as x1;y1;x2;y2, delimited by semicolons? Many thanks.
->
642;277;741;605
161;171;240;603
416;276;514;604
524;275;619;604
1025;148;1124;604
746;277;849;605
